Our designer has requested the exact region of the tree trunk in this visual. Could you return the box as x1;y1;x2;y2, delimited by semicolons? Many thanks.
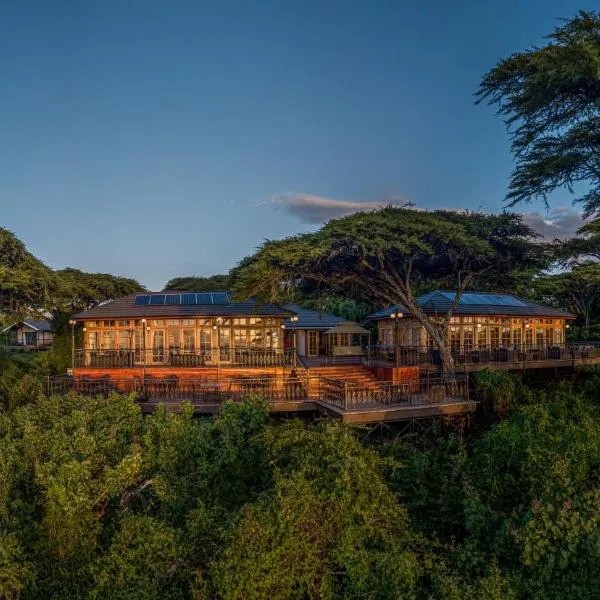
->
424;322;458;397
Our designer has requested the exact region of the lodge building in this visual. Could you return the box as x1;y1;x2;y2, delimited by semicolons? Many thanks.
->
62;289;596;425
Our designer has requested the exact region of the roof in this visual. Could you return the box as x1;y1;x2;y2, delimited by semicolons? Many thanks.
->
72;292;293;320
366;291;575;320
283;304;345;329
325;321;371;335
2;319;52;333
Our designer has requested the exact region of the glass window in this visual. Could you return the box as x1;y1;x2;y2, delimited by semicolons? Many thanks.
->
233;329;248;348
103;330;115;349
477;326;487;348
249;329;263;348
513;329;522;348
200;329;212;349
153;320;164;326
118;330;130;349
88;331;100;349
103;320;115;327
502;327;511;347
249;317;263;325
183;329;195;351
182;319;195;326
525;327;533;347
87;321;97;328
233;318;247;326
168;319;180;325
463;327;474;351
118;320;129;327
168;330;180;349
490;327;500;347
449;326;460;352
555;328;564;344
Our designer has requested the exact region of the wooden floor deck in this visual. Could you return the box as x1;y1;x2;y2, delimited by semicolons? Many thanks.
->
135;396;476;424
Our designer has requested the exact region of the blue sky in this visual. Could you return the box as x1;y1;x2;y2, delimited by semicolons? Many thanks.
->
1;1;594;290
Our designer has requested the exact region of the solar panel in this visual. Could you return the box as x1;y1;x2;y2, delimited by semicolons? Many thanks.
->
149;294;166;305
166;294;181;305
134;295;151;305
181;293;197;305
212;292;230;305
196;293;213;304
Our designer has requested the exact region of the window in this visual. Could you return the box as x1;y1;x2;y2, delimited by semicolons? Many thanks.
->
168;330;180;349
513;329;522;348
490;327;500;347
153;320;164;326
502;327;511;347
88;331;100;350
103;320;115;327
380;327;393;346
87;321;97;328
200;329;212;349
118;330;130;349
118;320;129;327
182;319;195;326
477;326;487;348
249;317;263;325
463;327;474;351
555;328;564;344
168;319;180;325
183;329;195;351
546;327;553;345
249;329;263;348
103;330;115;349
233;329;248;348
449;326;460;352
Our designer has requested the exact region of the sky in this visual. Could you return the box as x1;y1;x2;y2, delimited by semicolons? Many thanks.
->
1;0;595;290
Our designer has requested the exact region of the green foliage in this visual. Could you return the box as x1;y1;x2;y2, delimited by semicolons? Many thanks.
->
477;10;600;216
163;275;230;292
231;208;542;377
0;228;59;318
471;369;522;417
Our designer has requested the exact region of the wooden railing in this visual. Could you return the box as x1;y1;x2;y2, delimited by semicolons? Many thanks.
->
47;375;307;404
317;375;469;411
367;343;600;368
74;348;295;369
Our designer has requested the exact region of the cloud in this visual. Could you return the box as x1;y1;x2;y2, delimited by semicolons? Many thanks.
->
521;207;587;240
262;193;588;240
261;192;411;224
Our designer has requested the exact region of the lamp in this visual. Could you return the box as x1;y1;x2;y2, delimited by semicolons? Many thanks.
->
68;319;76;370
389;310;402;368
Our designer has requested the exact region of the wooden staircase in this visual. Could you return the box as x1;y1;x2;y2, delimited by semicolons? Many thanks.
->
307;365;383;389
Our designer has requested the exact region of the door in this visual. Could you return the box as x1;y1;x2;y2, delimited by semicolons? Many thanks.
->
307;331;319;356
152;330;165;363
24;331;37;346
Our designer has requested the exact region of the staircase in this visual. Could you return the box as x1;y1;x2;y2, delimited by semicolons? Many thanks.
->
308;365;382;389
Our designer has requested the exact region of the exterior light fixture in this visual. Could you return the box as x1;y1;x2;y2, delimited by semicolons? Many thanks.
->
390;310;403;319
477;323;482;329
281;324;285;329
566;324;570;329
290;315;299;323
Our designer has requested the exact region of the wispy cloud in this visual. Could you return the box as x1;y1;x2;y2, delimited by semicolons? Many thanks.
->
521;207;587;240
262;192;588;240
261;192;411;224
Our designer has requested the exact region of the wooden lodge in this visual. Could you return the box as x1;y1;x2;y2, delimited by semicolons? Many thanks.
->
62;290;598;423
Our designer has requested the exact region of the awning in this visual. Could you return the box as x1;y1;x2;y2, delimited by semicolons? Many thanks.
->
325;321;370;336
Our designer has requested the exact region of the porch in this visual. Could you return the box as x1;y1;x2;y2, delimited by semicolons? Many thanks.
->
46;372;474;424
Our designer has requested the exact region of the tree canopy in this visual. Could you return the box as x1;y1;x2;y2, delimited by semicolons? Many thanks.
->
0;228;58;319
231;207;544;375
163;275;230;292
477;10;600;215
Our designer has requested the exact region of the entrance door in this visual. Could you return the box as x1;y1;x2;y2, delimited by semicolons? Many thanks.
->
307;331;319;356
152;330;165;363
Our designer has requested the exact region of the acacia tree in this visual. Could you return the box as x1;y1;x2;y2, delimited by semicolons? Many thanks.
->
230;208;541;378
532;263;600;335
477;11;600;216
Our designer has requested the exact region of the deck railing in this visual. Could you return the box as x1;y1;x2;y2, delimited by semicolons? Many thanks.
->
318;375;469;411
47;375;308;404
74;348;295;369
367;343;600;368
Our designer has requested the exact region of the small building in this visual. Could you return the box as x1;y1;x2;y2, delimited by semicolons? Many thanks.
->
367;290;575;352
283;305;370;358
71;291;294;368
1;319;53;350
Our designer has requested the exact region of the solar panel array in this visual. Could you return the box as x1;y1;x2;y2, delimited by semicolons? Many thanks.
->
440;291;525;307
134;292;230;306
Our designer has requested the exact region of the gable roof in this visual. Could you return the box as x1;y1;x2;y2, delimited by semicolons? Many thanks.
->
2;319;52;333
283;304;345;329
366;291;575;320
71;292;293;320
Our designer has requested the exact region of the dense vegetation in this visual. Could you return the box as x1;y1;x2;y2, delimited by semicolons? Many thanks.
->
1;369;600;599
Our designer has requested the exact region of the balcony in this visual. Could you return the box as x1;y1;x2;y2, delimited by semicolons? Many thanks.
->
367;343;600;370
74;348;295;369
